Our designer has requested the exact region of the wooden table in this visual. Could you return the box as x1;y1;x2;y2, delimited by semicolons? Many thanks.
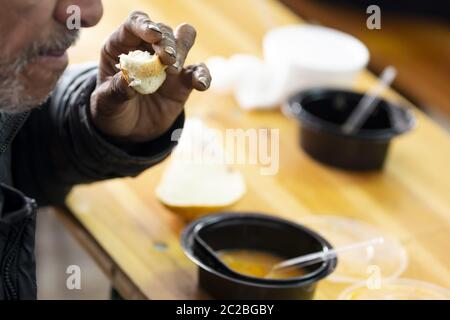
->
59;0;450;299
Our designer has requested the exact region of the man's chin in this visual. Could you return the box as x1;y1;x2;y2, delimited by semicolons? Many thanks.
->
23;60;66;91
0;78;56;114
0;95;49;114
11;69;67;112
0;55;68;114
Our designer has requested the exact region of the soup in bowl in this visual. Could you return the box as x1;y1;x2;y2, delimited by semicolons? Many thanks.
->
181;212;337;299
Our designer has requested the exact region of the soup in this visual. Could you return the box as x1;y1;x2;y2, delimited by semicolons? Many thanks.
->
218;249;306;279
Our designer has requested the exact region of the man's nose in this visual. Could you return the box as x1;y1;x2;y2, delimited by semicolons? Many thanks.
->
55;0;103;28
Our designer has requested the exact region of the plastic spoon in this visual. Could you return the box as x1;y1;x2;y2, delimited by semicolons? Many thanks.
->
342;66;397;134
268;237;385;275
195;225;384;281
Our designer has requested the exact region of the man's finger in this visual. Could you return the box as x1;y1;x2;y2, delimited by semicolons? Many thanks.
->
152;23;177;66
95;73;137;111
168;23;196;74
91;73;137;125
192;63;212;91
183;63;212;91
104;11;162;58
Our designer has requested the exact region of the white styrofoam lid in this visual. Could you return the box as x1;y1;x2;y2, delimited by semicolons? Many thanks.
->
264;25;370;73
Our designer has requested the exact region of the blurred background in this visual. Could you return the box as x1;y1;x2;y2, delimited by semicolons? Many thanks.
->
280;0;450;128
36;0;450;299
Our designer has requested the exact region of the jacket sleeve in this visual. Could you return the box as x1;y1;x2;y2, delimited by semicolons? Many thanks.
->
11;63;184;206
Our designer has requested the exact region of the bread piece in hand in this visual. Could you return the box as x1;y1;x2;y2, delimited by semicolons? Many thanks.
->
117;50;167;95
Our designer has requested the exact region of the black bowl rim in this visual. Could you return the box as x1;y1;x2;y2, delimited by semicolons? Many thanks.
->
287;88;416;141
181;212;338;289
191;214;326;284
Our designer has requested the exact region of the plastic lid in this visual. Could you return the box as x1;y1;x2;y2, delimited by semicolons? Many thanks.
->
263;25;369;73
339;279;450;300
298;215;408;283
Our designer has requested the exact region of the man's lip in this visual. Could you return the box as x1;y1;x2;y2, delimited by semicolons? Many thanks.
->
32;51;69;70
44;49;67;57
38;46;70;57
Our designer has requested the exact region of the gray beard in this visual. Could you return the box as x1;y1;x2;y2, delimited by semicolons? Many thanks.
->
0;28;79;114
0;72;46;114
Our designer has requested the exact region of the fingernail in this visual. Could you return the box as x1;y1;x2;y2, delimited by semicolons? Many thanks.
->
147;24;162;34
172;61;181;71
198;76;208;88
164;46;177;58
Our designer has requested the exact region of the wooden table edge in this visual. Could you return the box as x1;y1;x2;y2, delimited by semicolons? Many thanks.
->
51;206;147;300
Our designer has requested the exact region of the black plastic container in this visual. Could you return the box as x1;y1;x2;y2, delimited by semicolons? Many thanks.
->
181;213;337;300
287;89;415;170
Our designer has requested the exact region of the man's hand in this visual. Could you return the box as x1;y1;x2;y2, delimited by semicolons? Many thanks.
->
90;11;211;143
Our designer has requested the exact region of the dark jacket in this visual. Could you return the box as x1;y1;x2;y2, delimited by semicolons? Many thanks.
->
0;63;183;299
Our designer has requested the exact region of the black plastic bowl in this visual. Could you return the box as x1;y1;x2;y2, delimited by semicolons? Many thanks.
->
181;213;337;300
287;89;415;170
